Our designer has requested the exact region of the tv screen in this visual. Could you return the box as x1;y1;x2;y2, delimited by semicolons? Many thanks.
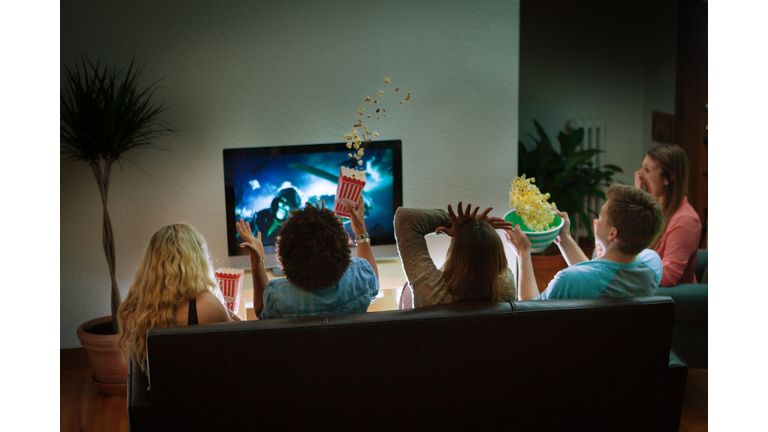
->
223;140;403;270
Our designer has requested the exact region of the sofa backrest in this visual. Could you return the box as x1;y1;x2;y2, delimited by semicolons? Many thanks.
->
143;296;676;428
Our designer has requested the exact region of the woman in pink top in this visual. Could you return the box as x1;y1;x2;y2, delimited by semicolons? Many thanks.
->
634;144;702;286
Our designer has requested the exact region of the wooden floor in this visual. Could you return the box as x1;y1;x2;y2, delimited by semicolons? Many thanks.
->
679;368;708;432
61;365;128;432
60;363;707;431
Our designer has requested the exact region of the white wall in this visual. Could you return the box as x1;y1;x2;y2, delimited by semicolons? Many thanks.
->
518;0;678;184
60;0;520;348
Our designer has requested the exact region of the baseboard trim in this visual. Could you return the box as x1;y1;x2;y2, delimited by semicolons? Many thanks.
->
61;348;90;368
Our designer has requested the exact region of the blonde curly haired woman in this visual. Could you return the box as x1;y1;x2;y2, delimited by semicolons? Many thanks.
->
117;223;240;374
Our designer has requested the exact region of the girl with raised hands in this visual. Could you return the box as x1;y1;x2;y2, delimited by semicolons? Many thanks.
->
394;202;516;308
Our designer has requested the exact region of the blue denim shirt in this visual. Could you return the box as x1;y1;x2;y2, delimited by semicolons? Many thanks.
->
258;257;379;319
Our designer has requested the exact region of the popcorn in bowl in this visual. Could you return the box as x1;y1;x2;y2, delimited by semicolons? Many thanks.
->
506;175;563;253
508;174;555;232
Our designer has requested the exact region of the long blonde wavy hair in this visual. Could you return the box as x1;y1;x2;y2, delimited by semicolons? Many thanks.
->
116;223;224;374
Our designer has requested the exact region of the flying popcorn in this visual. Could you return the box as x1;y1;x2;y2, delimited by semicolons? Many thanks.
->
509;175;556;232
342;78;411;169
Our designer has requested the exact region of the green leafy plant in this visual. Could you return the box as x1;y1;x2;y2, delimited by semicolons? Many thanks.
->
61;55;175;333
518;120;623;242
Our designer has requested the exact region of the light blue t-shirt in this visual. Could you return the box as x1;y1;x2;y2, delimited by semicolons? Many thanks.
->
534;249;663;300
258;257;379;319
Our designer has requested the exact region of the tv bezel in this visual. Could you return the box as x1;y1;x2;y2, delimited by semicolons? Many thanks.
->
222;139;403;270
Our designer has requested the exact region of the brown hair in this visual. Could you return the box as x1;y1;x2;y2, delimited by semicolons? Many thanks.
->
276;202;352;291
645;144;689;249
441;219;507;303
605;184;663;256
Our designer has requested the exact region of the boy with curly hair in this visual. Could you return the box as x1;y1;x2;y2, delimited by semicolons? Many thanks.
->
237;196;379;319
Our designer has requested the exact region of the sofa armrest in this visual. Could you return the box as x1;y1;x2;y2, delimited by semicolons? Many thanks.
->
661;349;689;430
128;357;151;407
669;348;688;369
655;284;708;322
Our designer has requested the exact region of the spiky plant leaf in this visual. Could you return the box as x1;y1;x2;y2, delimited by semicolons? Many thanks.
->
61;55;176;333
518;120;623;241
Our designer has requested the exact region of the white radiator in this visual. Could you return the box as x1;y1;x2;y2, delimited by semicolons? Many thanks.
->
567;118;604;239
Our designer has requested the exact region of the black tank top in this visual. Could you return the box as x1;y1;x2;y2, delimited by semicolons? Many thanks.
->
188;298;198;325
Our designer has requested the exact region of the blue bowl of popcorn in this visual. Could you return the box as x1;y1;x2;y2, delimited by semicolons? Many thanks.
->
504;209;564;253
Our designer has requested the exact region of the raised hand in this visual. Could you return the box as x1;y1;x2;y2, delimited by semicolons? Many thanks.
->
634;170;644;190
593;219;604;258
436;201;479;237
343;195;367;237
503;225;531;257
226;307;243;321
344;195;379;278
236;218;265;263
552;204;571;244
476;206;513;231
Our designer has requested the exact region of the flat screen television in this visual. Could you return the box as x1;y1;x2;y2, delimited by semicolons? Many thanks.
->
223;140;403;270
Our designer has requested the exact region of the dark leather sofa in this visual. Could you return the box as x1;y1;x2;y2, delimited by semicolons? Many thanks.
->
656;249;708;368
128;296;688;431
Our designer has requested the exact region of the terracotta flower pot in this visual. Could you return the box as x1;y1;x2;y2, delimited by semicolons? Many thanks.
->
76;316;129;393
531;253;567;294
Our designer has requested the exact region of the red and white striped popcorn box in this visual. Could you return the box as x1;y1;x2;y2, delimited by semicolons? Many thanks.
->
334;166;366;218
214;268;244;313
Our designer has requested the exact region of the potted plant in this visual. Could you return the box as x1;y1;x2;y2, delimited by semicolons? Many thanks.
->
61;55;175;393
517;120;623;290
